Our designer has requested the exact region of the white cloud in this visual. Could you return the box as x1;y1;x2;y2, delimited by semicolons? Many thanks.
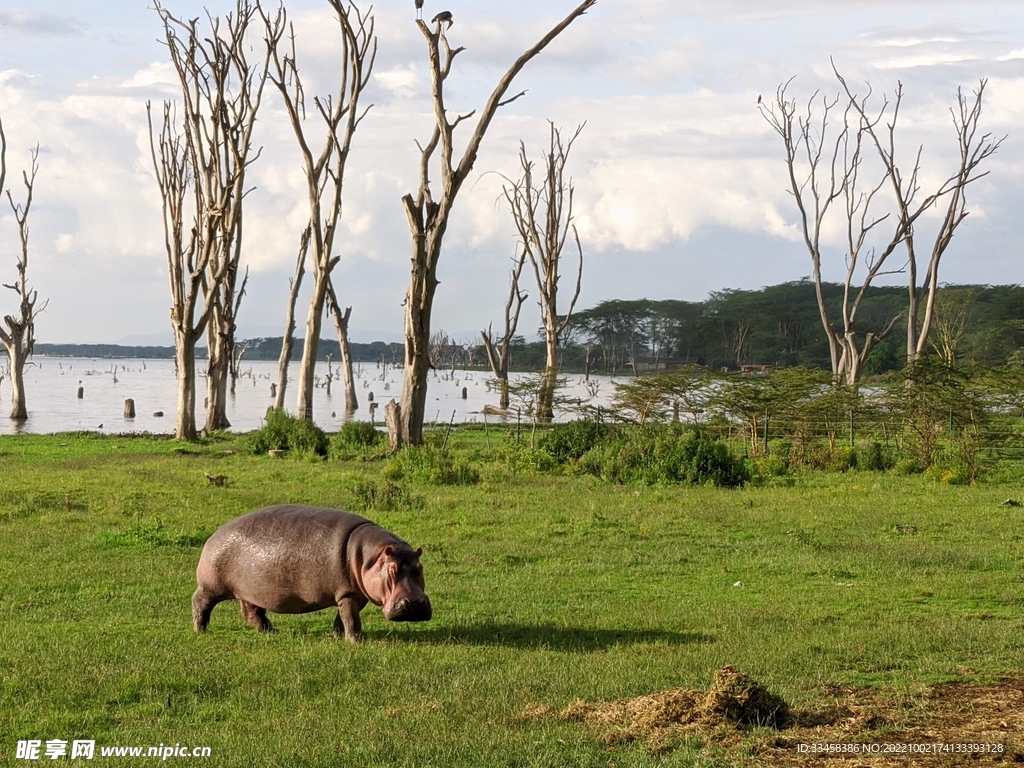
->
373;64;421;98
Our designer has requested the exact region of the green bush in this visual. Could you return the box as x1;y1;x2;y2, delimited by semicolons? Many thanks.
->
861;441;894;471
828;446;858;473
383;446;480;486
336;420;385;448
248;409;328;457
579;426;748;487
750;455;789;479
498;445;558;475
540;420;608;463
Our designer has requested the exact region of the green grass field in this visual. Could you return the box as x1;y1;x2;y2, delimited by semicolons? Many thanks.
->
1;429;1023;766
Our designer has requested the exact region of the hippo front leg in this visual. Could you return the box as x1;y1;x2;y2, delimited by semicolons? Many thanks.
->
334;597;365;643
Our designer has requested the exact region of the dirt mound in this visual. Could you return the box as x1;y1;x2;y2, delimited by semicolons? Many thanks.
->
522;672;1024;764
524;666;788;747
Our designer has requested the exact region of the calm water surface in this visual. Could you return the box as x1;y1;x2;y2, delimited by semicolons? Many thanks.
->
2;358;618;435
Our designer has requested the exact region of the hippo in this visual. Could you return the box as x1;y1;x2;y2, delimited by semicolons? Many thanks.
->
192;505;431;642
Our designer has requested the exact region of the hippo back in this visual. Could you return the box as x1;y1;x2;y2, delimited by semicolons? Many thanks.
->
197;505;374;613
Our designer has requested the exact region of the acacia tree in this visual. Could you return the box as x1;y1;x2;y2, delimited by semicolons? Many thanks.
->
480;248;527;410
0;123;46;421
838;75;1003;363
503;122;585;419
264;0;375;422
388;0;596;447
151;0;275;437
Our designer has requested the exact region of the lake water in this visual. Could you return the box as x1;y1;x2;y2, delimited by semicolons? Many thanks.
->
0;358;620;435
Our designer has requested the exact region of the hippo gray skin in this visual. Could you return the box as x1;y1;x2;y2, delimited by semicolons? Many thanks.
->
192;505;431;642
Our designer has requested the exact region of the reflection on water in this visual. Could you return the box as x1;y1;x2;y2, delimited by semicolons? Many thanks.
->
1;358;618;435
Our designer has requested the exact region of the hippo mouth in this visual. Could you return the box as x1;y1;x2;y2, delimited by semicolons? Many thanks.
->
383;596;432;623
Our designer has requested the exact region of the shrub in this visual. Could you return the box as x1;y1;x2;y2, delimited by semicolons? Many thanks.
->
540;420;608;463
248;409;328;457
861;441;893;472
750;455;789;479
579;426;748;487
828;446;858;473
336;420;385;448
383;446;480;486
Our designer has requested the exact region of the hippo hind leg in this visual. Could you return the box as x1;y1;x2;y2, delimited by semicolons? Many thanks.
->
192;587;224;633
240;600;274;632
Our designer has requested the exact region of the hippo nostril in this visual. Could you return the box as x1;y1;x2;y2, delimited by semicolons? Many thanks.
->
386;596;432;622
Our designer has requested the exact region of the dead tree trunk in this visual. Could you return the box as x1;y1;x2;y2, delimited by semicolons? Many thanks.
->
149;100;223;440
760;75;903;387
502;122;585;420
230;337;249;393
152;1;274;438
0;132;46;421
264;0;376;422
395;0;596;447
840;76;1002;364
481;248;528;410
274;226;310;410
327;280;358;412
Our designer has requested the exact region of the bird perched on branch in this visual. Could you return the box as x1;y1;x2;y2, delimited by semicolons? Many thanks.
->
415;0;423;20
432;10;453;29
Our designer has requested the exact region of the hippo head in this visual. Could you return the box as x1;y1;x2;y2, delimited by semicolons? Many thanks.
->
368;544;432;623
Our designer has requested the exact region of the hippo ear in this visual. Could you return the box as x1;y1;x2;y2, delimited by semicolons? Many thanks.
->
414;547;423;558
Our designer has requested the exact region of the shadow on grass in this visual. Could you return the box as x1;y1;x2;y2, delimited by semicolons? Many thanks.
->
374;622;715;651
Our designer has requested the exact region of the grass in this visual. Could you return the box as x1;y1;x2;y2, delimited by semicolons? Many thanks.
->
1;427;1023;765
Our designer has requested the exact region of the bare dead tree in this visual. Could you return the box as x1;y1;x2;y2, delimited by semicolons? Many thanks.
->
502;122;584;419
481;248;528;410
428;329;452;370
148;100;223;440
263;0;376;422
326;280;358;412
760;79;905;386
388;0;596;447
0;131;46;421
839;74;1003;364
152;0;276;437
274;224;309;409
229;335;250;392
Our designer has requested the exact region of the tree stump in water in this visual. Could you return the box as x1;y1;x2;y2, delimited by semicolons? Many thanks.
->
384;399;401;454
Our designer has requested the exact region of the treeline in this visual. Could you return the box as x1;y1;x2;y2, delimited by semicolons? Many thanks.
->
548;281;1024;375
35;338;404;363
34;281;1023;373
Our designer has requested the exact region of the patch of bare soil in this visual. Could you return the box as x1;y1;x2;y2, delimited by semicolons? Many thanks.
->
522;668;1024;765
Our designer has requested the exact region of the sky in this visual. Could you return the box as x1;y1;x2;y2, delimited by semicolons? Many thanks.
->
0;0;1022;345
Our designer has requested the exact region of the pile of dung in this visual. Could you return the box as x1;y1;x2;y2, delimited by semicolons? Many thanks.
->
523;666;789;747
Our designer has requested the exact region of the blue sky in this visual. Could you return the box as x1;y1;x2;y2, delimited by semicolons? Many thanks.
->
1;0;1022;344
